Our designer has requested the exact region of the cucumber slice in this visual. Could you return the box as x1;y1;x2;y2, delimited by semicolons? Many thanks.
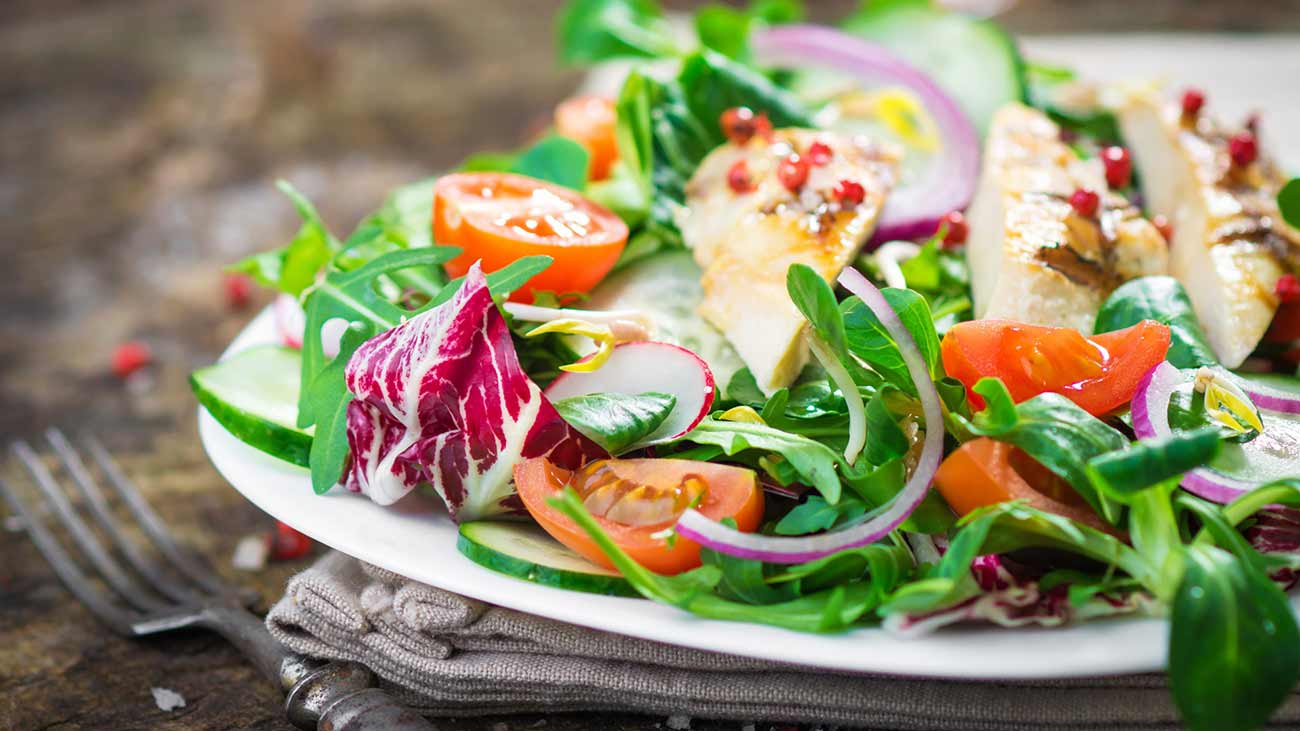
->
457;521;635;597
841;1;1027;136
191;345;312;467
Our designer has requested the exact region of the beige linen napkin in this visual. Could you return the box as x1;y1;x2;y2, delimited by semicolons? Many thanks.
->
266;551;1300;730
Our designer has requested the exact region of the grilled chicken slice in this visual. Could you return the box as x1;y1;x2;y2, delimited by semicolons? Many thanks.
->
681;129;899;394
1118;89;1300;367
967;103;1168;333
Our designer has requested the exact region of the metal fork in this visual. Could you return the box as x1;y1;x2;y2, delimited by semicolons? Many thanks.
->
0;428;434;731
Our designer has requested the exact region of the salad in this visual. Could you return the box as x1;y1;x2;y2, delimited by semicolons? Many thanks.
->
191;1;1300;728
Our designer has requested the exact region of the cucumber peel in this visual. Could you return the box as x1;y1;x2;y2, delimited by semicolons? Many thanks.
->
191;345;313;467
457;521;636;597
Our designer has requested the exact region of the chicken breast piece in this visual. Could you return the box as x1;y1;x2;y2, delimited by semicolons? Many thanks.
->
681;129;899;394
1118;89;1300;367
967;103;1168;333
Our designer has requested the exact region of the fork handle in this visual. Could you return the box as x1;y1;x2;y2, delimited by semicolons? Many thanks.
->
283;658;436;731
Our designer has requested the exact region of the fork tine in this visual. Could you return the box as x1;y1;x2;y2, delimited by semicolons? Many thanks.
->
45;429;204;605
82;435;239;599
11;441;171;613
0;475;137;634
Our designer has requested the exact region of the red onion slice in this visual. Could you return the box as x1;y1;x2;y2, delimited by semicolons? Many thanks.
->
753;25;980;246
673;267;945;563
1239;380;1300;415
1131;361;1257;503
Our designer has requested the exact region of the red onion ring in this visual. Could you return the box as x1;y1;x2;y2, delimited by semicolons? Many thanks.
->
753;25;980;246
1131;361;1257;503
673;266;945;563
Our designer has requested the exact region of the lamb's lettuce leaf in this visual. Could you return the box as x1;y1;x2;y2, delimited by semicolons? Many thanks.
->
1095;277;1218;369
1169;544;1300;731
553;392;676;454
841;288;942;393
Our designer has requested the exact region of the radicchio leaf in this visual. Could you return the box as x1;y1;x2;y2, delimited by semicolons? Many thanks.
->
884;554;1153;635
343;262;603;519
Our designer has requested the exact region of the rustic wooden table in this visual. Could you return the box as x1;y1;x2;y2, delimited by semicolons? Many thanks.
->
1;2;1296;730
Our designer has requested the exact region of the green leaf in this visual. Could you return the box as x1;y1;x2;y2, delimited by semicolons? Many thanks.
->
613;51;812;252
1095;277;1218;369
863;389;908;465
670;416;842;503
297;247;463;429
774;495;867;536
547;488;890;632
306;324;372;494
511;136;591;191
841;288;942;393
787;263;847;357
961;378;1128;525
1169;544;1300;731
229;181;341;297
334;178;446;297
556;0;678;65
459;151;521;173
1278;178;1300;229
552;391;676;454
694;4;752;60
429;255;554;308
1086;428;1220;502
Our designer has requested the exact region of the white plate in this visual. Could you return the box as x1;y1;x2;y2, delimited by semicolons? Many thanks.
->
199;307;1172;679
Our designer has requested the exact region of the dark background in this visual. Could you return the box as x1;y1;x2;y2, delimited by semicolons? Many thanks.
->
2;2;1298;729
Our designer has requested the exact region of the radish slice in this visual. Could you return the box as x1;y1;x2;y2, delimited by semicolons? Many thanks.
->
274;295;305;350
1131;361;1258;503
673;266;946;564
544;342;715;447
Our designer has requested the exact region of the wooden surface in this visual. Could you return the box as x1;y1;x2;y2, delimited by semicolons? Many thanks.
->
1;1;1297;730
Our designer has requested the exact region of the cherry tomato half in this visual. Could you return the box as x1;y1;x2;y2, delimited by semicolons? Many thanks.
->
934;438;1109;531
515;457;763;575
555;95;619;182
941;319;1171;416
434;173;628;303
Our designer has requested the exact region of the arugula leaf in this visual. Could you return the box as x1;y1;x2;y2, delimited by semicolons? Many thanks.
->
556;0;678;65
670;416;842;503
229;181;341;296
429;255;554;309
1169;544;1300;731
334;178;446;298
549;488;899;632
1086;428;1220;502
1095;277;1218;369
841;288;942;393
306;324;372;494
552;392;676;454
959;378;1128;525
1279;178;1300;229
511;136;590;190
